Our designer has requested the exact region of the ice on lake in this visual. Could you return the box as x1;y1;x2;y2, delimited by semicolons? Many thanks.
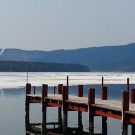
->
0;72;135;89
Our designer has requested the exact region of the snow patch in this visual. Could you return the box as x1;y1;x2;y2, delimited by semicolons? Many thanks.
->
0;49;5;55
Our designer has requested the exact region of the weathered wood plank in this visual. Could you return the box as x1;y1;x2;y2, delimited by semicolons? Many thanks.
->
26;94;135;114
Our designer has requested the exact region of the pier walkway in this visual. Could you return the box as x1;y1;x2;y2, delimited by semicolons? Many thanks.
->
25;77;135;135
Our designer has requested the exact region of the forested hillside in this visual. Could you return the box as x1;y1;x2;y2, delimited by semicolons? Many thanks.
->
0;61;89;72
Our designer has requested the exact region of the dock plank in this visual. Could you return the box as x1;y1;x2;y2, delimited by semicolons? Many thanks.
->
26;94;135;114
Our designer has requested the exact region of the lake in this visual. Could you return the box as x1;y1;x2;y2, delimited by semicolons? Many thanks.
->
0;72;135;135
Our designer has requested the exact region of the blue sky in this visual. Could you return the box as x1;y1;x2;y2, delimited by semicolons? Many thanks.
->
0;0;135;50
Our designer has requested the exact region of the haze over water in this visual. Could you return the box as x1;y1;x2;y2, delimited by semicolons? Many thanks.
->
0;72;134;135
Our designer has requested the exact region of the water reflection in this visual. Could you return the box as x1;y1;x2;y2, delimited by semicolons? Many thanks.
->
25;117;88;135
0;84;133;135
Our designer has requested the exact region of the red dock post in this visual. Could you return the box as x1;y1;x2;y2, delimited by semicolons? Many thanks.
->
42;84;48;134
101;86;108;135
33;86;36;94
78;85;83;97
88;88;95;135
58;84;63;94
131;89;135;103
25;83;31;131
54;86;56;94
42;84;48;98
26;83;31;94
122;91;129;135
67;76;69;88
78;85;83;132
58;84;63;128
132;124;135;135
130;88;135;135
127;78;129;92
62;86;68;134
102;86;108;100
102;77;104;87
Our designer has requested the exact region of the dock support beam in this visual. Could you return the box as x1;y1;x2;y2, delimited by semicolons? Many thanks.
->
131;89;135;103
132;124;135;135
131;88;135;135
25;83;31;131
102;86;108;135
67;76;69;88
88;88;95;135
41;84;48;135
62;86;68;134
78;85;83;132
121;91;129;135
58;84;63;128
127;78;129;92
102;116;107;135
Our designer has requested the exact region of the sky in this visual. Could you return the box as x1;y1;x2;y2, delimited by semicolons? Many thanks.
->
0;0;135;51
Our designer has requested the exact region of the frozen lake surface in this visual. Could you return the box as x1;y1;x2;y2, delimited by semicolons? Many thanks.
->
0;72;135;89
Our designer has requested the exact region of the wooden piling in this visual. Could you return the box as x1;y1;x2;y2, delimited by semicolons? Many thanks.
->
102;86;107;100
26;83;31;95
41;84;48;135
132;124;135;135
101;86;108;135
25;83;31;129
58;84;63;127
131;89;135;103
102;116;107;135
127;78;129;92
54;86;56;94
33;86;36;94
88;88;95;135
102;77;104;87
67;76;69;88
62;86;68;134
78;85;83;132
121;91;129;135
58;84;63;94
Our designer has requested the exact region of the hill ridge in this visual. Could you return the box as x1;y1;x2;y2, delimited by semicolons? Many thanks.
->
0;43;135;71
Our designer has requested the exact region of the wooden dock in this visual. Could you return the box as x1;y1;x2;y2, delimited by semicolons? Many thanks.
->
25;77;135;135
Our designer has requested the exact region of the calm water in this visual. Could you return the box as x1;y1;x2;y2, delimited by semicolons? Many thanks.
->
0;72;135;135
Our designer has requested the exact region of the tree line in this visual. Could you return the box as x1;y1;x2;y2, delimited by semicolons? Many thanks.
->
0;61;89;72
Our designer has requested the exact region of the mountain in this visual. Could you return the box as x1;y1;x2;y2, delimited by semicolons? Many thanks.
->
0;43;135;71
